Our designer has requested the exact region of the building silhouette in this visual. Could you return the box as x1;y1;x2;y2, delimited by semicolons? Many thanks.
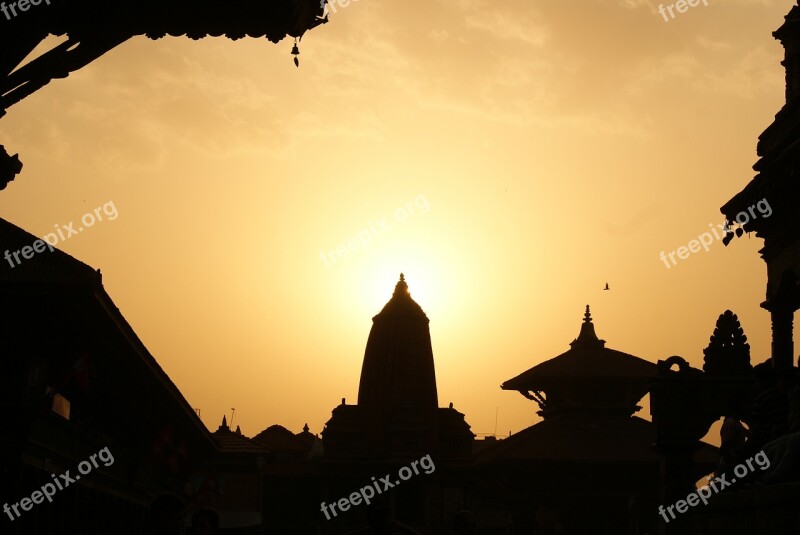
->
324;274;473;461
2;3;800;533
0;217;220;534
320;274;474;534
475;306;717;534
650;3;800;534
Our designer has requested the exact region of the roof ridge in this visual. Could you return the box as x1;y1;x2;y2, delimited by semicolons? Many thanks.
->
0;216;100;285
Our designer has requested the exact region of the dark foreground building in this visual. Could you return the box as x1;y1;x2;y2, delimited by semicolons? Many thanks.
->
650;3;800;534
0;217;221;534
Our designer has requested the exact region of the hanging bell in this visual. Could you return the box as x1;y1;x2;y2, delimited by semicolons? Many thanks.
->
291;39;300;67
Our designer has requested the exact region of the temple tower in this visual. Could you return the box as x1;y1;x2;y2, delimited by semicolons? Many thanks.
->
323;274;472;460
357;274;439;455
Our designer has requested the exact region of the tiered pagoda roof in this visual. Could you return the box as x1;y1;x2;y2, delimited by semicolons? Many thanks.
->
502;306;656;419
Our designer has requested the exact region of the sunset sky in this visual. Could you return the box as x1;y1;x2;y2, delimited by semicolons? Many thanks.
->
0;0;792;442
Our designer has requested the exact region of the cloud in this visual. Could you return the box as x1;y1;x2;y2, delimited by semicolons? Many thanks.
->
464;10;551;47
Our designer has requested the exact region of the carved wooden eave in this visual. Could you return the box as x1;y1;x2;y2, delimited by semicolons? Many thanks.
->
721;2;800;259
0;0;327;189
1;0;326;114
720;3;800;342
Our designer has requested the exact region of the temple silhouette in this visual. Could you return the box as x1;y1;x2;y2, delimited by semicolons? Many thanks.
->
477;306;717;534
2;1;800;534
324;273;473;461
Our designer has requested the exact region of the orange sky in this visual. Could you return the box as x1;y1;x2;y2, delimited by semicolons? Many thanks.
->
0;0;792;442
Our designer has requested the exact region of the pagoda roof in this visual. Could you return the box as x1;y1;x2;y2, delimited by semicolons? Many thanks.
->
501;306;656;391
723;2;800;222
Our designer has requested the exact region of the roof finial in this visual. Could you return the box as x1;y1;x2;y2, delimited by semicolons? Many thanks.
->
393;273;409;297
303;423;310;433
570;304;605;349
219;415;229;432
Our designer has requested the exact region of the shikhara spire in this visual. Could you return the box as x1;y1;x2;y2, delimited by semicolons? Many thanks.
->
394;273;409;296
357;274;439;452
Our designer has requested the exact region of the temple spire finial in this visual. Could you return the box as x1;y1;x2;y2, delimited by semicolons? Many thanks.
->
375;272;427;319
571;304;606;349
393;273;409;297
218;415;229;432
